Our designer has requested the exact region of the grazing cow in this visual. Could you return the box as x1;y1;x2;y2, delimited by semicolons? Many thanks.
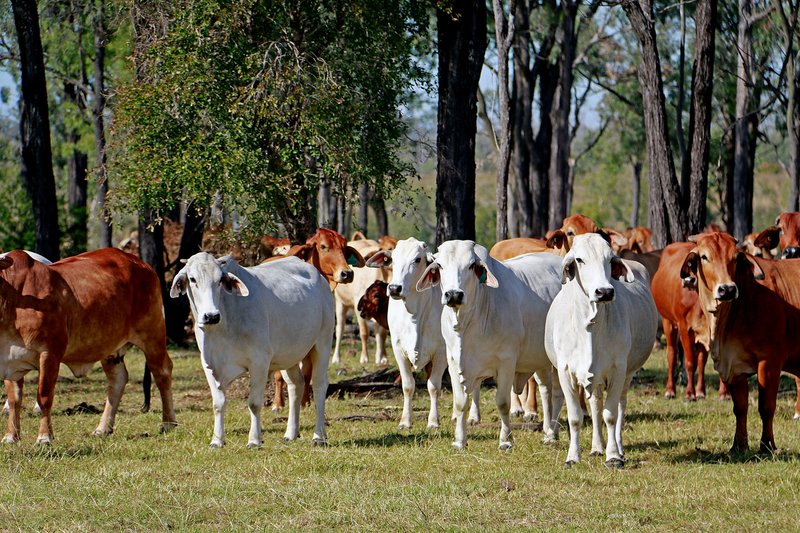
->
271;228;364;411
0;249;176;444
358;280;390;330
367;238;449;429
417;241;563;450
332;238;390;365
259;235;292;259
171;253;333;447
680;232;800;452
740;232;774;258
546;234;658;467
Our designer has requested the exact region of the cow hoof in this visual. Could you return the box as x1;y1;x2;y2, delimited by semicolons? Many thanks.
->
684;395;697;403
378;358;388;365
564;460;577;469
664;391;676;400
522;413;538;423
467;418;479;426
92;428;112;437
271;405;283;413
451;442;467;451
359;356;368;365
160;422;178;434
589;450;603;457
426;423;439;431
794;412;800;421
510;409;523;418
209;442;224;449
542;434;558;446
605;458;624;469
35;435;52;446
1;434;19;444
718;394;731;401
498;442;513;452
140;403;151;414
398;422;411;430
246;442;261;449
311;438;328;447
282;436;299;443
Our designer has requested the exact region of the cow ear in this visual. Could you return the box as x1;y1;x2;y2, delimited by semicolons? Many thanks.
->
415;262;440;292
629;240;643;254
753;226;780;252
170;269;188;298
546;230;567;250
365;250;392;268
737;252;765;281
222;272;249;296
611;257;635;282
605;229;628;249
345;246;366;267
687;234;699;243
680;251;699;288
0;256;12;270
561;253;576;284
287;244;312;261
472;261;498;288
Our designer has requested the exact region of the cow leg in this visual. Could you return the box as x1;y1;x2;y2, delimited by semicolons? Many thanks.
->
142;363;152;413
794;377;800;420
695;341;708;399
450;366;469;450
281;364;304;442
535;369;559;443
94;354;129;436
356;312;370;365
727;375;750;454
374;325;389;365
718;379;730;400
495;368;514;452
36;351;61;445
602;373;626;466
560;370;583;466
467;383;481;425
3;378;23;444
427;356;447;430
588;385;605;457
396;353;416;430
141;341;177;432
246;363;268;449
615;382;631;459
300;354;313;407
523;376;539;422
307;346;329;445
757;360;780;454
332;298;347;364
271;371;285;412
678;326;697;401
663;319;678;399
510;387;524;418
201;364;227;448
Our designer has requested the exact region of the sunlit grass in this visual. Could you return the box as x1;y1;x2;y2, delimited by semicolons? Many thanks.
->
1;337;800;530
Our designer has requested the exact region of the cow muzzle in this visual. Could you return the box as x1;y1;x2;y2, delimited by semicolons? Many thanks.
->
387;284;403;299
593;287;615;302
201;311;221;325
782;246;800;259
444;289;464;308
338;270;354;283
714;283;738;301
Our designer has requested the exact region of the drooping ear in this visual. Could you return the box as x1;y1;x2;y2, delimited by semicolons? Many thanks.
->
611;257;635;282
344;246;366;267
472;260;499;288
737;252;765;281
606;229;628;249
221;272;250;296
170;269;188;298
415;262;441;291
561;252;576;284
426;252;435;265
687;234;699;243
753;226;781;252
680;251;699;288
0;256;12;270
365;250;392;268
287;244;312;261
546;230;567;250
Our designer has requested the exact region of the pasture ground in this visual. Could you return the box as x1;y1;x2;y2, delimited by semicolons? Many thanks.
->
2;337;800;531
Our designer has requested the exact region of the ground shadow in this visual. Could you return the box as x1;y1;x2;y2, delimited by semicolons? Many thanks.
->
669;446;800;464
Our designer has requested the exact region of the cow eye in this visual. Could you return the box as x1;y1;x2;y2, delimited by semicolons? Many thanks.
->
320;244;328;251
701;255;709;262
576;258;584;264
567;230;575;236
189;277;196;284
414;257;421;263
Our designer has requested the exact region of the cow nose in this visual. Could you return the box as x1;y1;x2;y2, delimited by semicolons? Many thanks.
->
715;284;738;301
202;312;220;324
444;290;464;307
339;270;354;283
594;287;615;302
387;284;402;299
782;246;800;259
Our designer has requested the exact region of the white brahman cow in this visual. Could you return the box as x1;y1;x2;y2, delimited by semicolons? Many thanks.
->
170;252;334;447
417;240;563;451
366;238;448;429
545;233;657;468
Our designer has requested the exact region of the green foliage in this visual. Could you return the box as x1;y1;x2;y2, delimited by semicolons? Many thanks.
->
0;119;34;251
109;0;431;238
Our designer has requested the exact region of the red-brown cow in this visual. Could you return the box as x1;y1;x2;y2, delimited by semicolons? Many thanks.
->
681;232;800;452
272;229;365;411
489;238;553;260
624;227;655;253
0;249;176;444
357;280;390;330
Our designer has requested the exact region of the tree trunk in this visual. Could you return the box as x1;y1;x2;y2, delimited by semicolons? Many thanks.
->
630;160;642;228
732;0;755;240
622;0;687;247
357;182;369;237
547;0;578;231
435;0;487;245
684;0;717;233
371;192;389;237
164;204;205;343
94;0;111;248
318;180;334;228
533;59;557;235
676;2;688;200
65;81;88;256
775;0;800;211
12;0;60;260
493;0;515;243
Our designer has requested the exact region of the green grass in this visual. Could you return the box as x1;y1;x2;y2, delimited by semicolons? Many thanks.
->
2;338;800;531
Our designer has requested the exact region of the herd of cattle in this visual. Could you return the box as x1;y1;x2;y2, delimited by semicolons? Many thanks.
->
2;212;800;468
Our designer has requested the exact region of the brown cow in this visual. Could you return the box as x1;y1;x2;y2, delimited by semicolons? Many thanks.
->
272;228;365;411
357;280;390;330
0;249;176;444
680;232;800;452
624;227;654;253
259;235;292;259
489;238;553;261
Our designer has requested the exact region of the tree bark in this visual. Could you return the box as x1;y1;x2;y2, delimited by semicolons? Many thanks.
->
12;0;60;260
732;0;755;240
357;182;369;237
548;0;578;231
94;0;111;248
622;0;688;246
493;0;515;243
676;2;688;199
371;192;389;237
164;204;205;343
774;0;800;211
435;0;487;245
65;82;88;256
684;0;717;233
630;160;642;228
